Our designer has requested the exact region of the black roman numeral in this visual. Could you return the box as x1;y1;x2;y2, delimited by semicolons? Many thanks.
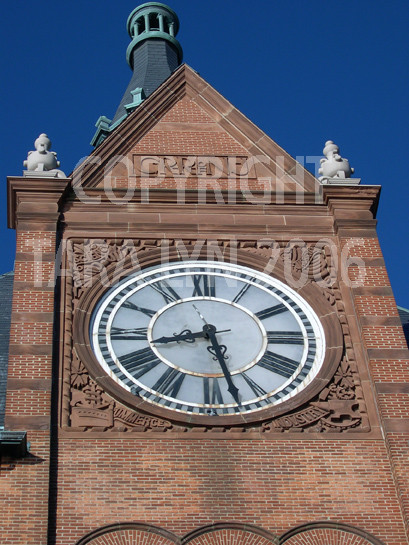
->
151;280;181;304
255;303;287;320
152;368;185;397
232;280;253;303
192;274;216;297
203;377;224;404
110;327;148;340
122;300;156;317
266;331;304;344
258;350;299;378
242;373;267;397
118;347;161;378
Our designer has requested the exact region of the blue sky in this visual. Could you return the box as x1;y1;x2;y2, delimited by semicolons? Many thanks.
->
1;1;408;308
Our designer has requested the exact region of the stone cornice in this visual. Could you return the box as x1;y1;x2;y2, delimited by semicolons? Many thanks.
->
322;184;381;217
7;176;71;229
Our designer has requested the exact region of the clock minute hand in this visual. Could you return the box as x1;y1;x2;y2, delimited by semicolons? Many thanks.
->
192;304;209;325
204;325;240;405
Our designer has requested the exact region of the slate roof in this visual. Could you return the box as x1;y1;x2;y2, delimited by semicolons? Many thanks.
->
0;271;13;428
398;306;409;348
112;39;180;124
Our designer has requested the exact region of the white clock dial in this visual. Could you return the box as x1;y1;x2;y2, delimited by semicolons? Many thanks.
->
90;261;325;416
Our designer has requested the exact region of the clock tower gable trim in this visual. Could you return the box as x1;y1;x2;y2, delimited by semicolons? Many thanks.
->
72;64;319;194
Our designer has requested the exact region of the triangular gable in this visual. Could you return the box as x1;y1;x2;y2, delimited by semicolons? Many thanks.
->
72;64;319;194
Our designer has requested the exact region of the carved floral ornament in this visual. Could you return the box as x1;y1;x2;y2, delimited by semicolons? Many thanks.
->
61;238;369;434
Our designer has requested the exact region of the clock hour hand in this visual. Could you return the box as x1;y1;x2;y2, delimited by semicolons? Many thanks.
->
151;328;230;345
203;324;240;405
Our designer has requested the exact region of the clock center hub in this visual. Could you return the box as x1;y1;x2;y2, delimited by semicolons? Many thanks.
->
148;297;267;377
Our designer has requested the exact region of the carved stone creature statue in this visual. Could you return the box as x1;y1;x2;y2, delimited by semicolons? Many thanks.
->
23;133;66;178
318;140;354;181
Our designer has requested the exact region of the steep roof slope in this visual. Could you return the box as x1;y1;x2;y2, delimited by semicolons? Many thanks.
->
398;306;409;348
0;272;13;427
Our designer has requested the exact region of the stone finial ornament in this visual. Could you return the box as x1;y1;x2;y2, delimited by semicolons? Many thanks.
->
23;134;66;178
318;140;358;184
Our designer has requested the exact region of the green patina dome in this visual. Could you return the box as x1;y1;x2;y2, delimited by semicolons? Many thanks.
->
126;2;182;69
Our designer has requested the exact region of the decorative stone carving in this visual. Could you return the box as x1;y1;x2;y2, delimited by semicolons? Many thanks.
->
62;238;369;434
318;140;360;185
67;351;367;433
70;354;114;429
262;358;367;433
281;241;337;305
69;350;173;431
23;133;66;178
113;407;172;431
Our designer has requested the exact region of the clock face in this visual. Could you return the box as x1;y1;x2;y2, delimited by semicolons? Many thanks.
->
90;261;325;418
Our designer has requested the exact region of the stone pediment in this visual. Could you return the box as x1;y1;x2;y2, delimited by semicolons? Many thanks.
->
71;64;319;195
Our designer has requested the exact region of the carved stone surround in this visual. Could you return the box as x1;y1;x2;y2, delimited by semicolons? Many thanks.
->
60;237;369;434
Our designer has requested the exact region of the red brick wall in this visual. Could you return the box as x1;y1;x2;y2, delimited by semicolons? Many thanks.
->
133;97;248;156
355;296;399;317
371;359;409;383
160;98;215;123
347;236;409;542
2;210;60;545
0;432;51;545
54;438;406;545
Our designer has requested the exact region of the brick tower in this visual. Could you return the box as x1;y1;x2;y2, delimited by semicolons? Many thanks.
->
2;3;409;545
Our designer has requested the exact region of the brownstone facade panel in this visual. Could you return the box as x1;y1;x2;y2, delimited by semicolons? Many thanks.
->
103;176;277;193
